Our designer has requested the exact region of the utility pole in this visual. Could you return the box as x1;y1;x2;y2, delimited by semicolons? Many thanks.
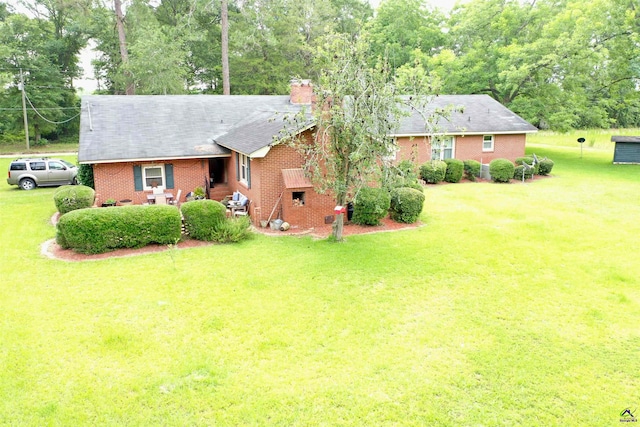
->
19;68;29;150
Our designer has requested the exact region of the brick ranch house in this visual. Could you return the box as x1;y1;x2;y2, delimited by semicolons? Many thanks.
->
78;81;537;229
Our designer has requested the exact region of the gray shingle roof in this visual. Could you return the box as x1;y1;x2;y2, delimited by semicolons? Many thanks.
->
78;94;536;164
78;95;302;163
396;95;538;135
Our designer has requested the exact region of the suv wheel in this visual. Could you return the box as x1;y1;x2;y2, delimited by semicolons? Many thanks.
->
19;178;36;190
72;177;79;185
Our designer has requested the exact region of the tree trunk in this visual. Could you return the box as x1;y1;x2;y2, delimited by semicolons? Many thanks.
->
114;0;134;95
333;213;344;241
221;0;230;95
332;191;347;241
34;122;41;145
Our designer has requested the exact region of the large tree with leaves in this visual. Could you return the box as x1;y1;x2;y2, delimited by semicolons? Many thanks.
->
285;35;402;241
0;5;84;145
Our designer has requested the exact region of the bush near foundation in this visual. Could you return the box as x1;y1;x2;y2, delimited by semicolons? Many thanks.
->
463;159;481;181
389;187;425;224
444;158;464;183
538;158;555;175
56;205;181;254
515;156;540;174
489;159;515;183
419;160;447;184
53;185;95;215
352;186;391;226
180;200;228;241
514;164;535;180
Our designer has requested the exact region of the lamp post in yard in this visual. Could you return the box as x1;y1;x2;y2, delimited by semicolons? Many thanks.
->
578;137;585;159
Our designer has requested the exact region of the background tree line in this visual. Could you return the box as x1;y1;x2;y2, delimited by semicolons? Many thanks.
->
0;0;638;145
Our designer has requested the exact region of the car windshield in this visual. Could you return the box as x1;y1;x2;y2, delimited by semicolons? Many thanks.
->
60;160;76;168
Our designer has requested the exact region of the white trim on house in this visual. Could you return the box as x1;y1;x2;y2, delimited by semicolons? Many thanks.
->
79;154;231;165
239;153;249;185
431;136;455;160
483;135;495;152
142;164;165;190
391;130;538;138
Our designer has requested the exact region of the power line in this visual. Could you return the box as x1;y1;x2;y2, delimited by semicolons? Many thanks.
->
24;91;81;124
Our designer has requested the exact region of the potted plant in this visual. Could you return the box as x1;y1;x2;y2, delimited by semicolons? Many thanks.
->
119;199;133;206
102;198;116;207
193;186;206;200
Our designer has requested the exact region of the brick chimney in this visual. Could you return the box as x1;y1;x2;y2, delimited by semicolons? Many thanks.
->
290;79;314;105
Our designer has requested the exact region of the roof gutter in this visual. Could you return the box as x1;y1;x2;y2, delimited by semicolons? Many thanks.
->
391;129;538;138
79;153;231;165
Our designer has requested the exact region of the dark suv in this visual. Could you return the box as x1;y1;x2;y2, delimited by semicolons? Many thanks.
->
7;158;79;190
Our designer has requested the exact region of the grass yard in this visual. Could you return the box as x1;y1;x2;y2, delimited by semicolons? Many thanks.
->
0;141;639;425
0;141;79;156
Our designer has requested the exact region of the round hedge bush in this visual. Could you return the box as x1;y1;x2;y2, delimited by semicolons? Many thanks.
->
53;185;95;215
443;158;464;183
489;158;515;183
419;160;447;184
538;158;554;175
389;187;425;224
515;156;539;174
180;199;228;241
56;205;182;254
352;186;391;226
463;159;481;181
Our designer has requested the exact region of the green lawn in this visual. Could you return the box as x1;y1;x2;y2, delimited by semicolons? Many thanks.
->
1;141;639;425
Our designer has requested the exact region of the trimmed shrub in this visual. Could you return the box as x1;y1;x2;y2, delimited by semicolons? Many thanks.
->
463;159;481;181
77;164;94;188
53;185;95;215
489;158;515;183
56;205;181;254
352;186;391;226
419;160;447;184
515;156;539;174
399;182;424;192
513;164;534;180
181;200;227;241
443;158;464;183
389;187;425;224
538;158;555;175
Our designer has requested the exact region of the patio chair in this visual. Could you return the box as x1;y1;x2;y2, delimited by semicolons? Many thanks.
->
170;189;182;206
233;199;250;217
155;194;167;205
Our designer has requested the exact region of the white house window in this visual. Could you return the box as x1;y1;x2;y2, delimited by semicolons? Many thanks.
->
239;154;249;184
431;136;454;160
483;135;494;152
143;165;165;190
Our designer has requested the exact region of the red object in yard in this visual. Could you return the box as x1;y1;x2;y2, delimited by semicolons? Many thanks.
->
334;205;346;215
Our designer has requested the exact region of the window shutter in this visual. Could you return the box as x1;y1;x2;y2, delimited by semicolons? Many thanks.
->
165;164;174;189
235;152;240;181
133;165;143;191
247;157;251;189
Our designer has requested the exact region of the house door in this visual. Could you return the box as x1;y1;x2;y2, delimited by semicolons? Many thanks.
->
209;158;227;187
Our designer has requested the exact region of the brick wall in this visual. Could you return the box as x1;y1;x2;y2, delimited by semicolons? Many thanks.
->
396;133;527;165
236;134;334;229
93;158;208;205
